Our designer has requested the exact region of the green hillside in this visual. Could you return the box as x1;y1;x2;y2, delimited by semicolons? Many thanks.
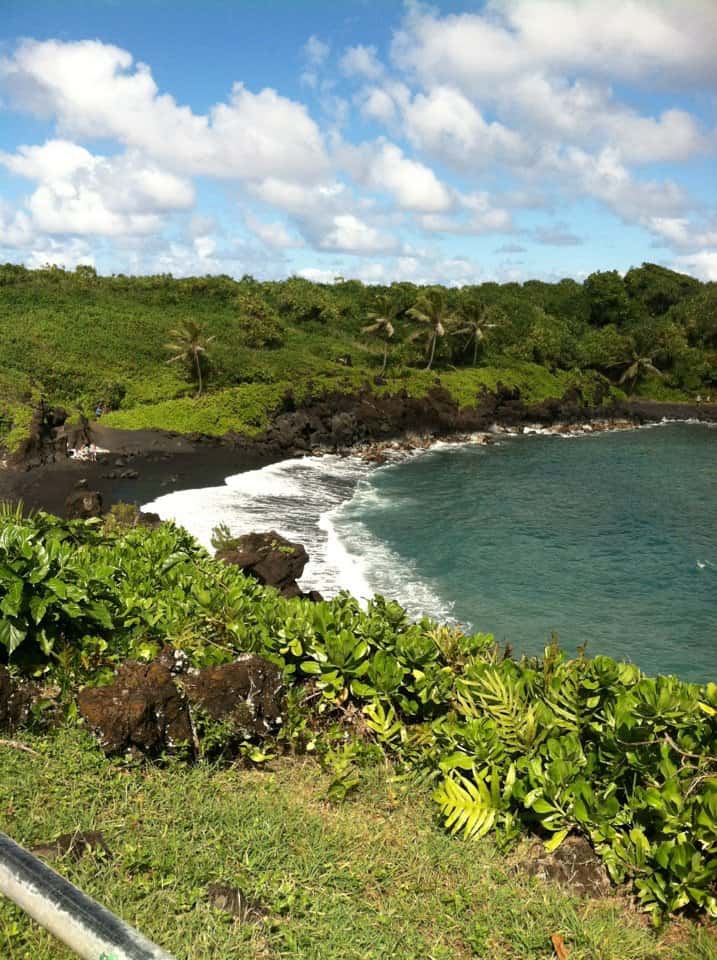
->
0;262;714;448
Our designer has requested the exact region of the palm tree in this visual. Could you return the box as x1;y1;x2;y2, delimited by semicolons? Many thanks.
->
408;289;454;371
362;294;398;376
166;320;215;396
451;301;499;366
614;350;663;394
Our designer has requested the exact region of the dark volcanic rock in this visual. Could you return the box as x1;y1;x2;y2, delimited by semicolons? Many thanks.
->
65;488;103;519
183;653;284;742
524;836;612;898
31;831;112;863
137;510;162;528
216;530;309;597
0;667;38;732
78;649;283;759
8;401;70;467
78;659;195;758
206;882;265;921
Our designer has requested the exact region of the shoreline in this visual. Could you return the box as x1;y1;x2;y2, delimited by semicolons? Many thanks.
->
1;396;716;517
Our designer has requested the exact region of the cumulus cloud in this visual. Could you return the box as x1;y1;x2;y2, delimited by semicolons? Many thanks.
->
246;214;305;249
0;39;330;182
386;1;713;204
340;45;384;80
0;139;194;236
392;1;717;92
416;189;512;236
301;35;330;88
339;139;453;213
403;85;528;170
319;214;399;254
647;217;717;251
0;15;713;281
673;250;717;281
554;147;687;222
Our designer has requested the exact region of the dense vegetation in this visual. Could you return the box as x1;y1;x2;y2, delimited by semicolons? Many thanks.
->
1;508;714;923
0;262;715;449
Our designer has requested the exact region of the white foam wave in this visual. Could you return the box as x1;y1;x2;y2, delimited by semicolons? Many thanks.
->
323;503;459;624
141;449;460;622
143;455;373;593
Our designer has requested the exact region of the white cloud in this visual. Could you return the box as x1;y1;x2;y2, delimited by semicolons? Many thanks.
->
647;217;717;251
403;86;527;170
0;139;194;236
246;214;304;249
358;86;397;124
0;40;330;182
557;147;687;221
301;35;330;88
320;214;399;254
388;2;712;190
249;177;347;217
503;73;708;164
340;45;384;80
297;266;336;283
392;1;717;91
249;176;394;254
673;250;717;281
0;205;35;248
339;139;453;212
194;235;216;260
24;237;94;270
418;191;512;235
304;35;329;67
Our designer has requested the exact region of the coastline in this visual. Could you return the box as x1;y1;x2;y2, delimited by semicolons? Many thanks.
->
1;395;716;517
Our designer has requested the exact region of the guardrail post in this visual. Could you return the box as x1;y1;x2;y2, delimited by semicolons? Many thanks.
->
0;831;177;959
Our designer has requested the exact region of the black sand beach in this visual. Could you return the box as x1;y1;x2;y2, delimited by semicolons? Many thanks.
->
1;399;715;517
0;425;283;516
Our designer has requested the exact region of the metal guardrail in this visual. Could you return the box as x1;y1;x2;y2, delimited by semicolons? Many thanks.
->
0;832;176;959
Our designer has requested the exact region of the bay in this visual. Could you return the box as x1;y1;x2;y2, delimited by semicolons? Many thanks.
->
333;423;716;682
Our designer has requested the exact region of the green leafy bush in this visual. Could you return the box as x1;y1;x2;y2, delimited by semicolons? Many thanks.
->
0;510;714;921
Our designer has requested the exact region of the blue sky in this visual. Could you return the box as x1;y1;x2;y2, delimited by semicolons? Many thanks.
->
0;0;715;284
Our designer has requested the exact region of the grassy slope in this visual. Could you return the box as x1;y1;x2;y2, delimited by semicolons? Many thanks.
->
1;727;714;960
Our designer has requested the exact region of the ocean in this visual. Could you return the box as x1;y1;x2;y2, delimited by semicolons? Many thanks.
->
143;421;716;683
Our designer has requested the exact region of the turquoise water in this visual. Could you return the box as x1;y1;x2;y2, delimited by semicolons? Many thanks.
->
334;424;716;683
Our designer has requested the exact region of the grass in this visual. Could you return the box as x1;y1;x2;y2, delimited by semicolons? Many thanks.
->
0;727;714;960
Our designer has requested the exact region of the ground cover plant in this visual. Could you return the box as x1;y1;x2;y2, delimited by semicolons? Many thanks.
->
0;262;714;449
1;728;715;960
0;508;714;934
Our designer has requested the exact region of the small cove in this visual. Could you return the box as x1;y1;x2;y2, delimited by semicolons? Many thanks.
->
144;422;716;683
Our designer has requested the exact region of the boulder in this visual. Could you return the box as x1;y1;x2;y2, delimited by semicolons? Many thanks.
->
78;649;284;760
65;488;103;519
182;653;284;743
8;401;69;467
216;530;309;597
78;659;196;758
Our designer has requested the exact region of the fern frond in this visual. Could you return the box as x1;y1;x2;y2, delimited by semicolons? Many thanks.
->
433;769;497;840
457;669;532;753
